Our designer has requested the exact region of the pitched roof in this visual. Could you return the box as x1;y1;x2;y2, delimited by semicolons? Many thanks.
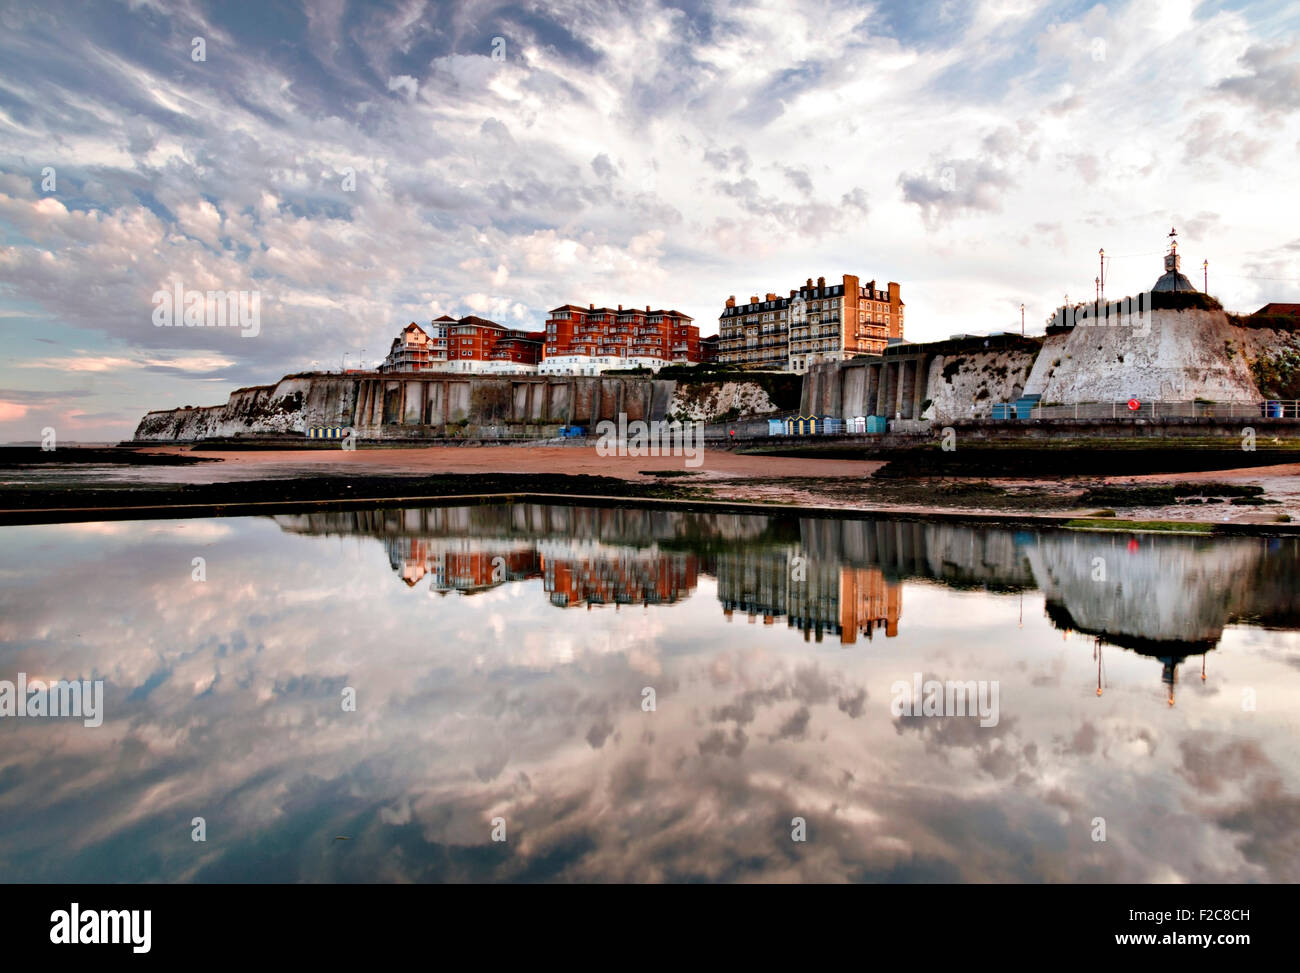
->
456;315;506;329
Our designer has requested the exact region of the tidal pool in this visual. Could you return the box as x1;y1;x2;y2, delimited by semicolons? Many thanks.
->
0;503;1296;882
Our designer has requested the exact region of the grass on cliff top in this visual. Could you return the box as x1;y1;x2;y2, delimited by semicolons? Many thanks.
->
1064;518;1215;533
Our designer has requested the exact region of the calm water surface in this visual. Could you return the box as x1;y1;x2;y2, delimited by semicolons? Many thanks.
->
1;503;1297;882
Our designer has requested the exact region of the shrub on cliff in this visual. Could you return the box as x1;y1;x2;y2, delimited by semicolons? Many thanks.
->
1150;291;1222;311
1250;347;1300;399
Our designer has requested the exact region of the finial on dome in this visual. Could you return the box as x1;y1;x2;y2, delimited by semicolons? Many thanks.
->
1154;226;1194;291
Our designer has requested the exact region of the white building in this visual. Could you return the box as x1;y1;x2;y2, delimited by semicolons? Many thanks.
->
538;354;688;377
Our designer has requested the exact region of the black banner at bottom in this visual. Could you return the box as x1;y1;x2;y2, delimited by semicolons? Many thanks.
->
0;882;1277;960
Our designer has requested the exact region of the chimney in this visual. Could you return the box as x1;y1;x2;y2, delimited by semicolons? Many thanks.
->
806;278;813;289
725;296;736;308
749;295;759;304
817;276;825;289
765;292;777;301
646;305;650;312
589;303;595;310
789;290;796;298
618;304;623;311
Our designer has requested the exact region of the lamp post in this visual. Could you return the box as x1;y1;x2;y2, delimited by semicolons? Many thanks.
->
1020;303;1025;336
342;352;350;373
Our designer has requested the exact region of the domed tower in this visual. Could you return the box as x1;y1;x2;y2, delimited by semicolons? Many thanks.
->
1152;227;1197;293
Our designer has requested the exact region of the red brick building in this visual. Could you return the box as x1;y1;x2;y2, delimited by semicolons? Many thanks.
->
541;303;701;374
380;317;543;374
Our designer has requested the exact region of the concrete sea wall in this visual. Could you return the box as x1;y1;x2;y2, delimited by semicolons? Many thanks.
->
133;373;785;441
134;373;677;441
800;311;1292;424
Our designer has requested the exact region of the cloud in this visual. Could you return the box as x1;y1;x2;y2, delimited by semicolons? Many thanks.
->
0;0;1297;441
1214;41;1300;113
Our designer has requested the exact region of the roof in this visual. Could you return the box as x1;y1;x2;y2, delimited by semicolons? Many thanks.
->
1256;303;1300;316
456;315;506;329
550;304;692;321
1152;270;1197;293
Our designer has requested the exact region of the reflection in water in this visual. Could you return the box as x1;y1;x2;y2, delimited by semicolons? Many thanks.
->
1;504;1298;883
289;505;1300;696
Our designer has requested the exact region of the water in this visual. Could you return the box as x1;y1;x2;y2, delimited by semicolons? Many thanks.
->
1;503;1297;883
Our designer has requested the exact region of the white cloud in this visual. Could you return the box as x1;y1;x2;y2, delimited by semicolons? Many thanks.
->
0;0;1297;441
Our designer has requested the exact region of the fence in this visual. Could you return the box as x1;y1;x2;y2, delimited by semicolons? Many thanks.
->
1018;400;1300;421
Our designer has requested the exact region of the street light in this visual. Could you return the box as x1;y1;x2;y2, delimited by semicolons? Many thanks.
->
1020;303;1025;336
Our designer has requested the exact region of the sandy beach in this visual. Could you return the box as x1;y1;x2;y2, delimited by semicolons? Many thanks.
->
113;444;1300;527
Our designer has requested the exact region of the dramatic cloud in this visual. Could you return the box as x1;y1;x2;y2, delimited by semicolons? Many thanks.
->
0;0;1297;439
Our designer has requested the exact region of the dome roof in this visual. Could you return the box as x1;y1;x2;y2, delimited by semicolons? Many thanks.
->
1152;269;1197;292
1152;230;1197;292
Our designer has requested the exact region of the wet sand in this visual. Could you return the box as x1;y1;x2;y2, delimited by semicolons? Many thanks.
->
120;445;1300;527
2;444;1296;529
135;444;886;480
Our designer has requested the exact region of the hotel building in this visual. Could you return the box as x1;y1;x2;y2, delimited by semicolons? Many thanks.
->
717;274;904;373
540;303;702;376
379;318;544;375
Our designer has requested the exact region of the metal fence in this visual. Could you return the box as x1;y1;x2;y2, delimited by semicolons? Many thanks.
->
1021;400;1300;420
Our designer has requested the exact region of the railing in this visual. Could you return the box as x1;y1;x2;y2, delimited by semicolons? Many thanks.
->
1018;400;1300;420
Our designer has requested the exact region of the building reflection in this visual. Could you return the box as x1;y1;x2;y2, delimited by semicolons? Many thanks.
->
275;504;1300;702
542;541;698;608
715;549;901;643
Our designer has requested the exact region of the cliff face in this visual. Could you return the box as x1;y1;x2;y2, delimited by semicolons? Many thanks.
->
923;347;1039;422
666;380;778;421
1033;309;1262;404
134;372;789;441
134;377;314;440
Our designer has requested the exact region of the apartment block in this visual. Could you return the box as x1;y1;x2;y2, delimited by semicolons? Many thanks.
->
379;318;544;375
717;274;904;373
540;303;701;376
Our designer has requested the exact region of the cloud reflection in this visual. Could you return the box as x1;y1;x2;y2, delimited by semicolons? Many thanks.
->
0;505;1297;882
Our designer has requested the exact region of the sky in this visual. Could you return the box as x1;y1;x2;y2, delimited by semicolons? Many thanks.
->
0;0;1298;441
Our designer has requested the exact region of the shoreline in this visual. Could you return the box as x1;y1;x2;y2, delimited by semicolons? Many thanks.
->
6;488;1300;535
4;485;1299;538
4;444;1299;533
